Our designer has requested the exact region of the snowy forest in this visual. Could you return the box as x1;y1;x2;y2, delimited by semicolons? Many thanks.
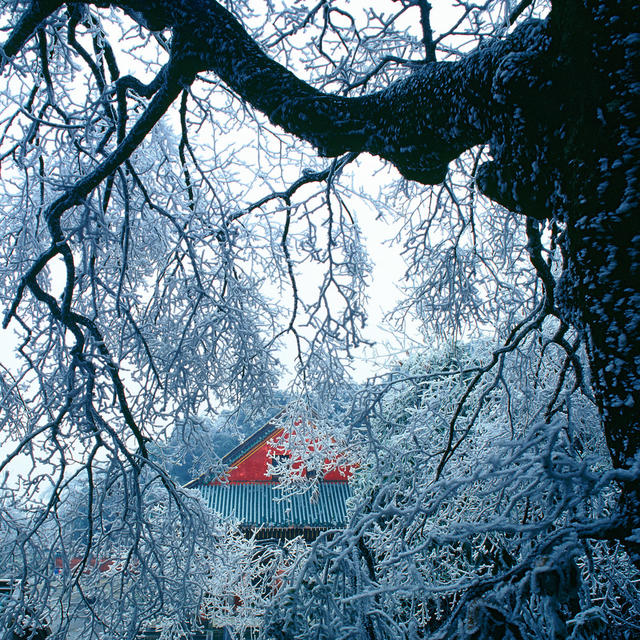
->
0;0;638;639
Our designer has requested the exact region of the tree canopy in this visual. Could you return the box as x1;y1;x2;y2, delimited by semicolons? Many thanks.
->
0;0;638;638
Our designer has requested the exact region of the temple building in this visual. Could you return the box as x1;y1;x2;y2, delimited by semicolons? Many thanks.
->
186;413;353;541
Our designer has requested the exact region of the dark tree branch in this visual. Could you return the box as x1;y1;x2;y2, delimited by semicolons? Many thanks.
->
4;1;545;185
0;0;64;61
240;152;358;220
416;1;436;62
509;0;534;25
156;1;542;184
526;217;555;312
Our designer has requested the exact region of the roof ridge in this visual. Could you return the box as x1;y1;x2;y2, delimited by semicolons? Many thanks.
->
221;412;284;466
184;408;287;488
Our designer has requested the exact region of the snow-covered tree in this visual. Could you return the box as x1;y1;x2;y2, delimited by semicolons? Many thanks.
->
0;459;286;639
0;0;638;637
265;339;639;638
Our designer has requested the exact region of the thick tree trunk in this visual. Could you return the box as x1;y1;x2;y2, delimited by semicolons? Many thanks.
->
482;0;640;564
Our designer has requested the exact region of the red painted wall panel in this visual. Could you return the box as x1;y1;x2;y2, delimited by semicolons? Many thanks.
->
213;427;353;485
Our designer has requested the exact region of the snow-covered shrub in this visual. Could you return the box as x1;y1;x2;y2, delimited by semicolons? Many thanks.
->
265;337;639;639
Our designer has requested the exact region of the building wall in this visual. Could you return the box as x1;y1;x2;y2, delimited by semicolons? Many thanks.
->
217;428;352;484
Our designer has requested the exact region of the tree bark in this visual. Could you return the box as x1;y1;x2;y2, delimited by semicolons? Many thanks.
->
480;0;640;564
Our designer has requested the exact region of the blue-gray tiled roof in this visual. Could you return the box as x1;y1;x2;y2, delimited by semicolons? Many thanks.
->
199;482;351;528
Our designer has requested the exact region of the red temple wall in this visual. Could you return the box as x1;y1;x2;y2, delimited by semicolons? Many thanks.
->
214;428;353;484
